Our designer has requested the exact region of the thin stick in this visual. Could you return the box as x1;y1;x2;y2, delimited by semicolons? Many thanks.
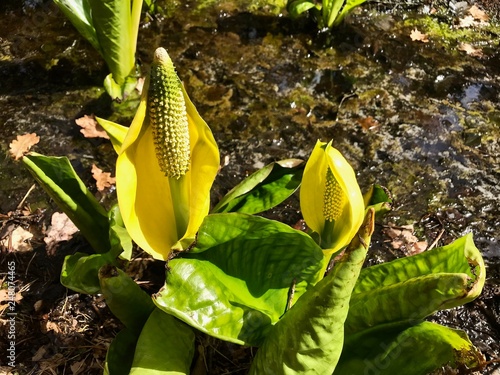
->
16;184;36;210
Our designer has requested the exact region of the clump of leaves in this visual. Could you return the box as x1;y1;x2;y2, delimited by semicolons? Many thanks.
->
10;47;488;375
287;0;368;29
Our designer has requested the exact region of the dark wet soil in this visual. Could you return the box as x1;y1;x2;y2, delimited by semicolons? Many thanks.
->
1;0;499;374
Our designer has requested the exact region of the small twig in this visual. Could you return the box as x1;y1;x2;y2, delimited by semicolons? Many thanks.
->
428;227;445;250
427;214;445;250
16;184;36;210
24;252;37;278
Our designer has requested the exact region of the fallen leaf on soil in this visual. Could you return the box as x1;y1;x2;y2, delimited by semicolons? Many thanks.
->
459;43;484;57
384;223;428;256
75;115;110;139
357;116;380;131
91;164;116;191
44;212;79;254
410;28;429;42
458;15;475;28
0;226;33;252
468;5;489;21
9;133;40;160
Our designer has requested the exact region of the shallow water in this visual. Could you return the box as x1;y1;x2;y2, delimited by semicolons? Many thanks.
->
1;0;499;371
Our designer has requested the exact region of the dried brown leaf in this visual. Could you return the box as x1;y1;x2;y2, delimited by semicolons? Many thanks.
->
9;133;40;160
384;223;428;256
357;116;380;131
410;28;429;43
459;43;484;57
41;320;61;334
44;212;79;254
458;15;475;28
0;226;33;252
91;164;116;191
469;5;489;21
75;115;110;139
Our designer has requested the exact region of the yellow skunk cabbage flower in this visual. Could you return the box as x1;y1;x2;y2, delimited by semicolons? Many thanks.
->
116;47;219;260
300;141;364;256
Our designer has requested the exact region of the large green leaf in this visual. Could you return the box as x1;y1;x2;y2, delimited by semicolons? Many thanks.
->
129;309;195;375
154;213;324;346
346;233;485;335
248;209;375;374
336;321;484;374
99;265;155;334
212;159;304;215
60;252;114;294
52;0;100;52
104;328;138;375
88;0;135;88
23;153;110;253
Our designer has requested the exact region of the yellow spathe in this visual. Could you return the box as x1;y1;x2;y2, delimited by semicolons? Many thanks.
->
115;48;219;260
300;140;364;256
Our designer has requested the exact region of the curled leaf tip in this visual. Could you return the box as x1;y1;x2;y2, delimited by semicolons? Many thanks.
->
149;47;190;179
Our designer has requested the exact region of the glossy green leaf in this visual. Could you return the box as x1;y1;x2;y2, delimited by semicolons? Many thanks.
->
287;0;319;18
212;159;304;215
60;252;114;294
129;309;195;375
104;328;138;375
336;321;484;374
363;184;392;217
22;153;110;253
323;0;344;28
154;213;324;346
334;0;368;26
99;265;155;334
109;204;133;260
104;73;125;101
88;0;135;88
248;209;375;374
346;233;485;335
52;0;100;52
